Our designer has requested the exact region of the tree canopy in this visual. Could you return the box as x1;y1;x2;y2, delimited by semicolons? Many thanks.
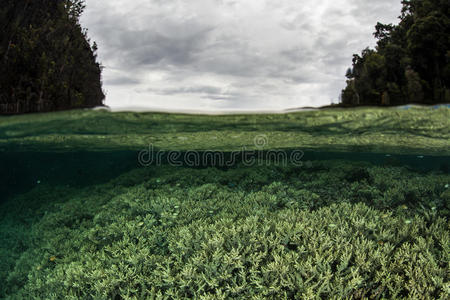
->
341;0;450;106
0;0;104;114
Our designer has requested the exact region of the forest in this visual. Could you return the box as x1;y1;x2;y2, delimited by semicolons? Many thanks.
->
1;0;449;114
0;0;104;114
341;0;450;106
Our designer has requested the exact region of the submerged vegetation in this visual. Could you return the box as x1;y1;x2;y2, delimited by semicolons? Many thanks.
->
0;160;449;299
342;0;450;106
0;106;449;299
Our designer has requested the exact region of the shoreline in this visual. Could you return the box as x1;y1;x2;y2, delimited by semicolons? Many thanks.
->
99;103;450;115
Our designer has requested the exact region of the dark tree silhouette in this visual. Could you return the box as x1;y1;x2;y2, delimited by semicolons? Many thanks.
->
341;0;450;106
0;0;105;114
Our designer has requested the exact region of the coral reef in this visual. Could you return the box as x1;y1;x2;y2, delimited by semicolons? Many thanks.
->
0;161;448;299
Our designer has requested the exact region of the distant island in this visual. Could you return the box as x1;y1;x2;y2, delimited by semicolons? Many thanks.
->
0;0;448;114
0;0;104;114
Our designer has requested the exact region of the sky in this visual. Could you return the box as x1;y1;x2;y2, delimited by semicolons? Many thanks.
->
81;0;402;111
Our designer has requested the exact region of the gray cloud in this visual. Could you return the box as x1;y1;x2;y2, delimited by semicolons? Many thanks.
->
168;86;222;95
104;76;141;86
116;27;214;68
81;0;402;110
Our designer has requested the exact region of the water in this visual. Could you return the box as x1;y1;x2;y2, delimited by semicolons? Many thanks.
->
0;107;449;299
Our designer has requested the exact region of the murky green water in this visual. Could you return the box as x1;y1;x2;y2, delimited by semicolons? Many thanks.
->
0;107;449;299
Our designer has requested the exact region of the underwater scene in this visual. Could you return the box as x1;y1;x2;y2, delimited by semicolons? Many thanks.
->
0;106;449;299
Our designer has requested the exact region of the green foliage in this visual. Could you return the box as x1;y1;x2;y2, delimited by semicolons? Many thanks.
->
0;0;104;114
342;0;450;106
0;161;449;299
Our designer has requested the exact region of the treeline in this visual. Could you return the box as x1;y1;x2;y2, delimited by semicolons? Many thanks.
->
0;0;104;114
341;0;450;106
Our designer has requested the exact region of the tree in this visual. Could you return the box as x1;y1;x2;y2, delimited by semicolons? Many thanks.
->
0;0;105;114
341;0;449;106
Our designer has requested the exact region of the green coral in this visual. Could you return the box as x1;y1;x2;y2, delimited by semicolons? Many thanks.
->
0;161;449;299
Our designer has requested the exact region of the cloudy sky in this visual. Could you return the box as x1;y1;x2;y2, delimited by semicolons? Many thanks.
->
81;0;402;111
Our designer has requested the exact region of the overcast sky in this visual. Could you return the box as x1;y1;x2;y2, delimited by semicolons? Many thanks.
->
81;0;402;111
